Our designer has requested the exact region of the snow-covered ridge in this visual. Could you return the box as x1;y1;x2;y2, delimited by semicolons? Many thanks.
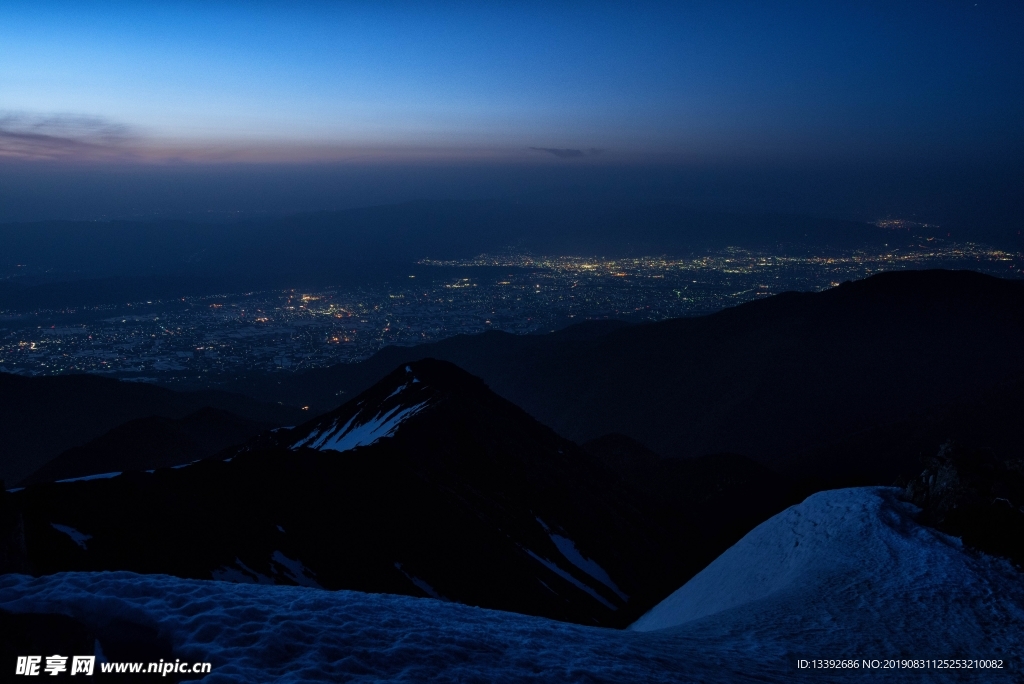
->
290;367;430;453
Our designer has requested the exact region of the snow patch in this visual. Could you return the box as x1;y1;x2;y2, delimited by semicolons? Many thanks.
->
384;383;408;401
171;460;200;470
536;518;628;601
523;549;616;610
211;558;273;585
51;524;91;550
272;551;321;589
394;563;448;601
549;534;628;601
291;401;428;453
54;471;121;484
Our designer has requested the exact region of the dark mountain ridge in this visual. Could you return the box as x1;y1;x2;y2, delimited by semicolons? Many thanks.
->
0;373;304;485
231;269;1024;486
20;407;277;486
11;360;795;628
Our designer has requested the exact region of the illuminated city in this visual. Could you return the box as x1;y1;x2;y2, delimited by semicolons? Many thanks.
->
1;241;1019;384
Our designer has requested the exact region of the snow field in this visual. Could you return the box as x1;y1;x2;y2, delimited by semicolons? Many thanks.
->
2;488;1020;682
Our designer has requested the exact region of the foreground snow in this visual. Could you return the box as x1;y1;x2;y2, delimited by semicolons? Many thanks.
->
631;487;1024;641
0;572;725;683
2;488;1021;682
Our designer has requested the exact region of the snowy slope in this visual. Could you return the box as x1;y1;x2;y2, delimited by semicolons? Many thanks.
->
630;487;1024;637
2;488;1021;683
289;366;430;453
629;488;1023;679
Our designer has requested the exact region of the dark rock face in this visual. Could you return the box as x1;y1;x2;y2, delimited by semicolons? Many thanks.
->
593;440;806;572
581;434;662;478
0;486;31;575
906;442;1024;567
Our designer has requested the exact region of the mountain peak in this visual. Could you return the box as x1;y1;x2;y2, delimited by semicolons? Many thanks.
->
12;359;683;627
287;359;482;454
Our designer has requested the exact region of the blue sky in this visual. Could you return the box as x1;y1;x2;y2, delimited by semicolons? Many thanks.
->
2;1;1021;164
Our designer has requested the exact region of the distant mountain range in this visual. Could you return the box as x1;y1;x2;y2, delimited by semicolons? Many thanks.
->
1;201;897;275
0;201;908;309
19;407;276;487
232;269;1024;487
10;359;795;628
0;373;304;485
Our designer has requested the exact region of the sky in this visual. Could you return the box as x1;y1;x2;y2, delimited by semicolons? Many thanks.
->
0;1;1022;224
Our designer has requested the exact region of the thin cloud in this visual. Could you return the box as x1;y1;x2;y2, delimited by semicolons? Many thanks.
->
529;147;603;159
0;114;618;165
0;113;137;161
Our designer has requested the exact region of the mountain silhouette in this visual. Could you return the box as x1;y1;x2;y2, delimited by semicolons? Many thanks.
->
17;360;771;627
0;373;304;485
20;407;276;486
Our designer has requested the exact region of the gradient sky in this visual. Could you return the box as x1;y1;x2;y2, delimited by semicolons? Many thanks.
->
0;1;1022;225
2;0;1021;163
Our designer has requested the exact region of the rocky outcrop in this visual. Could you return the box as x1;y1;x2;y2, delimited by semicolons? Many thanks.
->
0;485;31;575
906;442;1024;566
